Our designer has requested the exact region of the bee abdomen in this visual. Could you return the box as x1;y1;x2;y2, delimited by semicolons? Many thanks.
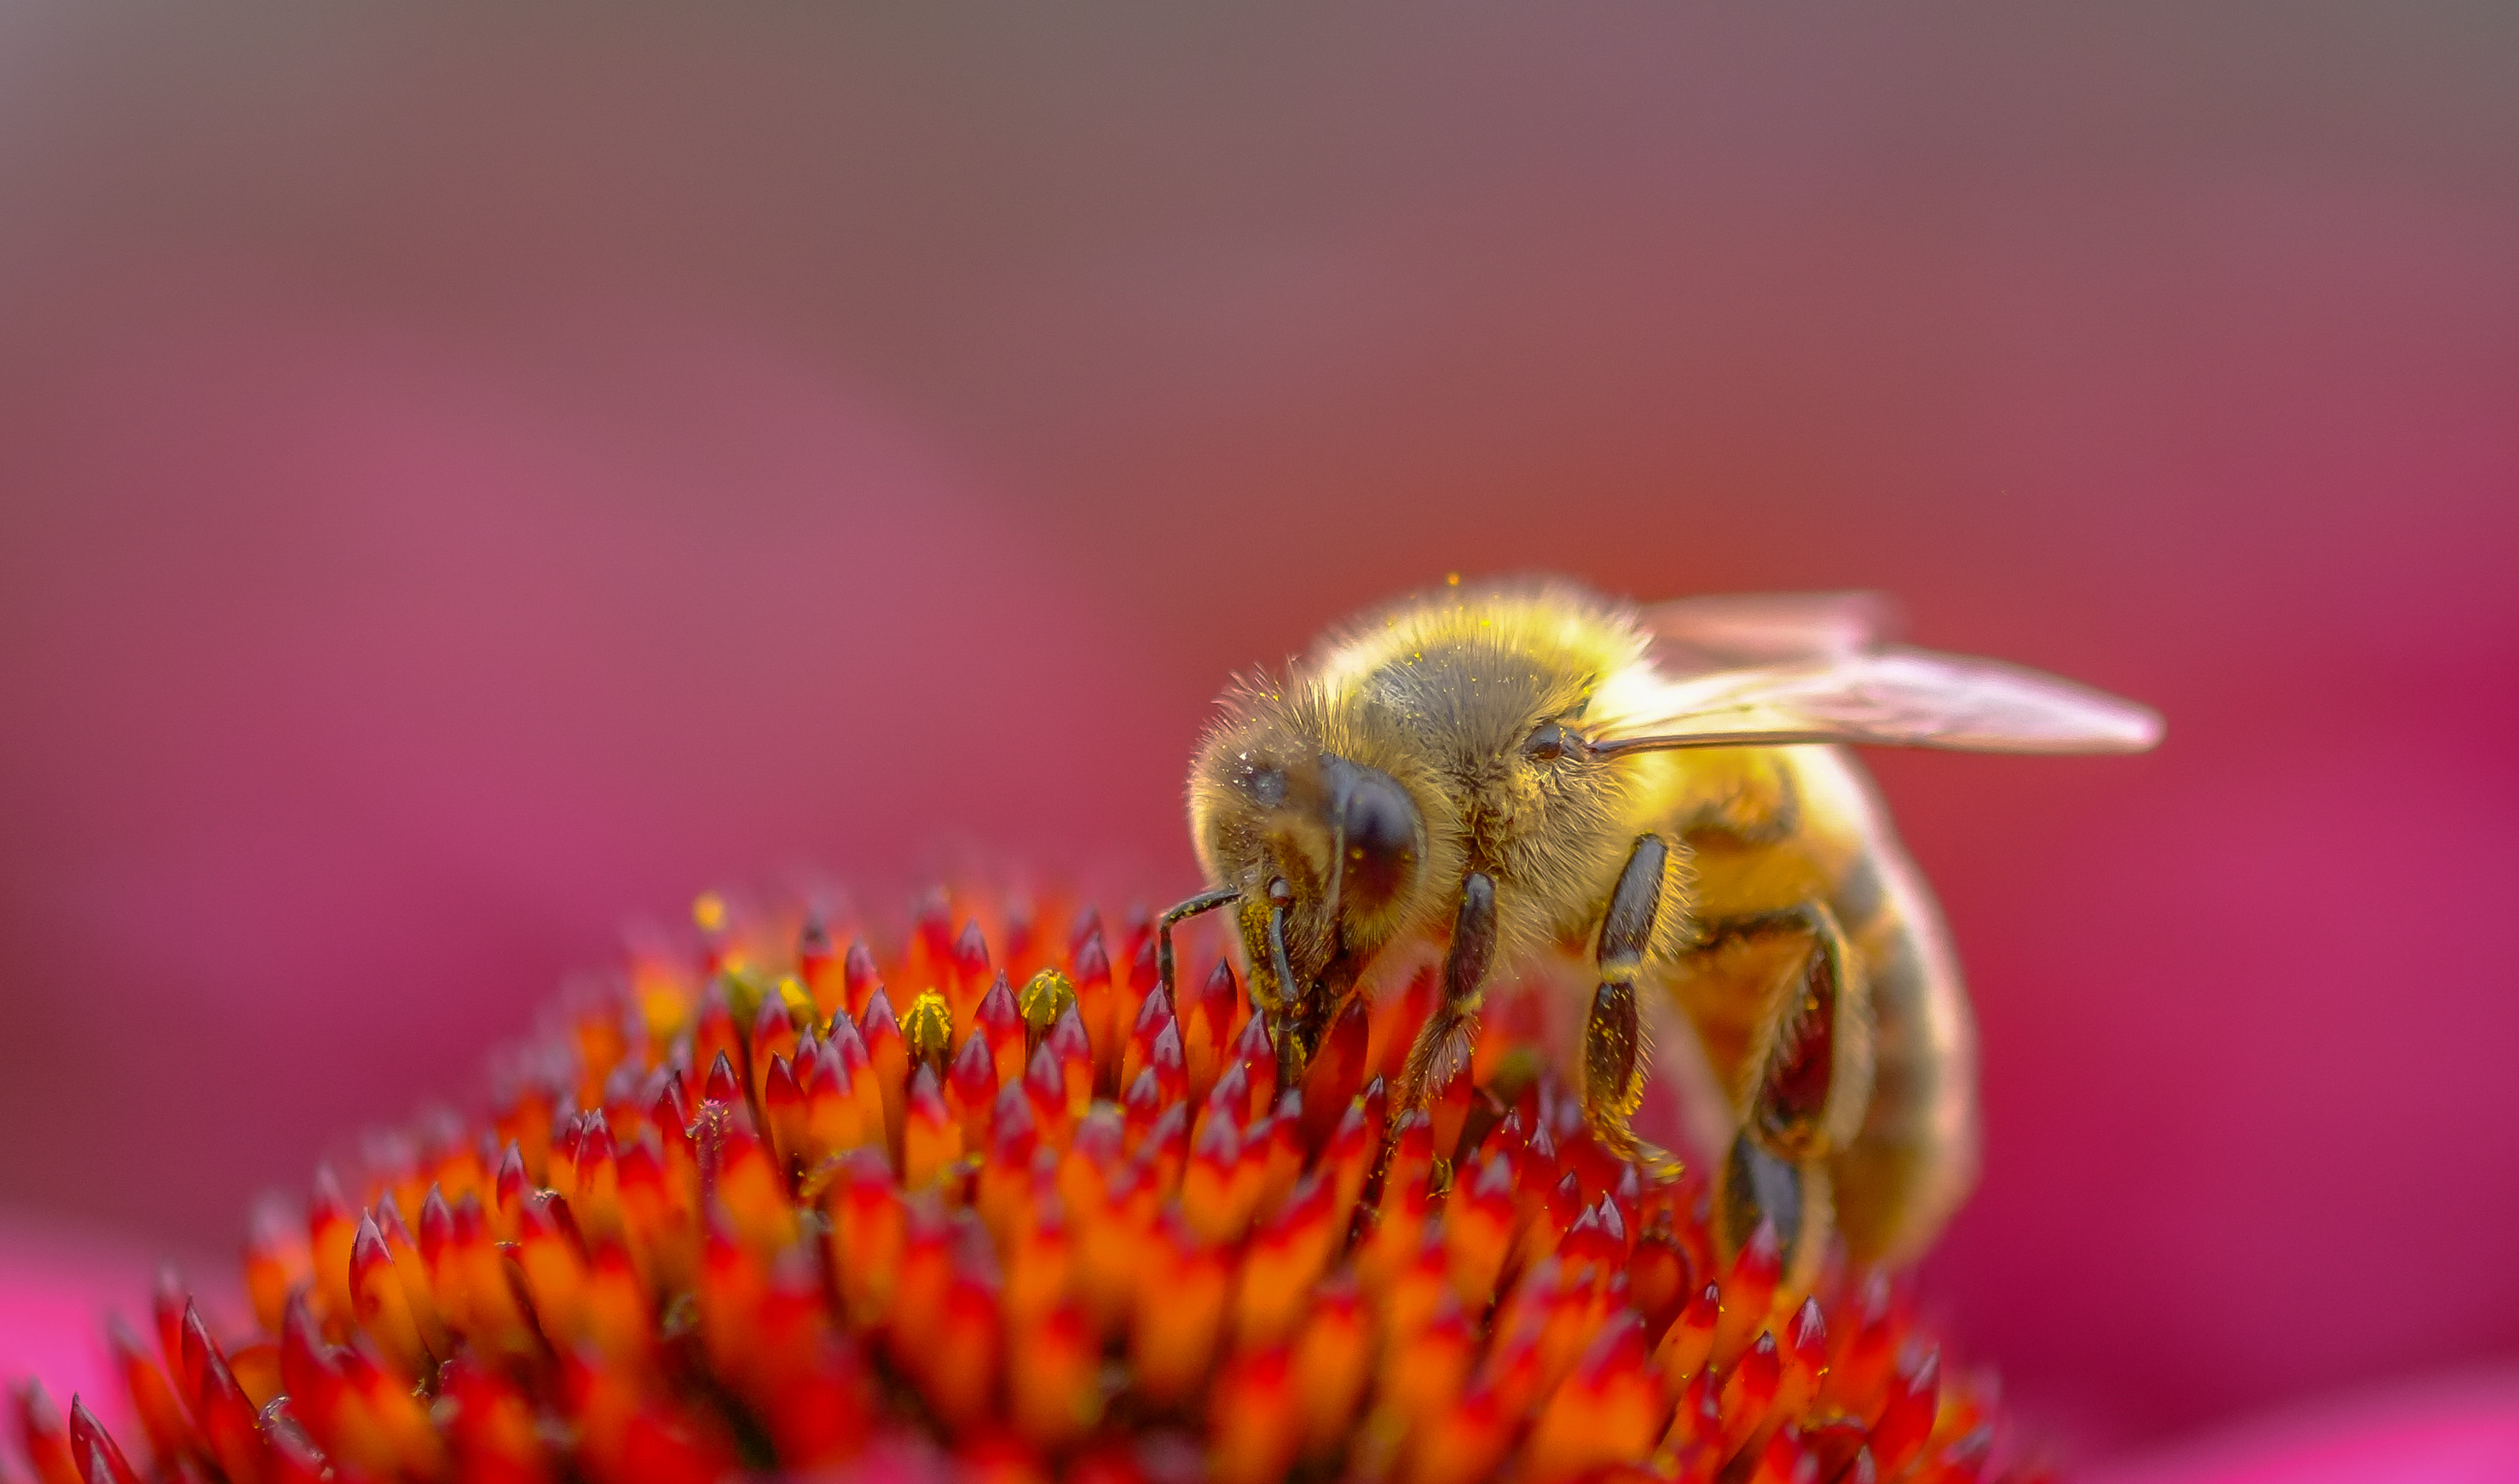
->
1832;846;1978;1264
1829;849;1890;940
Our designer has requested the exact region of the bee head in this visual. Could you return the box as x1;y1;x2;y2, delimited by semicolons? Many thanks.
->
1189;730;1429;1019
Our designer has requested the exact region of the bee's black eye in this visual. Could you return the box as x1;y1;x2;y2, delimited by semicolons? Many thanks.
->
1334;766;1424;914
1522;720;1586;763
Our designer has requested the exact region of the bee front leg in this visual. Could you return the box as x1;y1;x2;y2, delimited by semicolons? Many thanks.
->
1580;834;1678;1169
1396;871;1498;1115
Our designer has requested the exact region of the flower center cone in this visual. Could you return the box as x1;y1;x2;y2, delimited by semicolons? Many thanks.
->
12;887;2023;1484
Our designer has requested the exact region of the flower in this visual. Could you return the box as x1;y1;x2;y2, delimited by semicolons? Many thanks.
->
9;887;2025;1484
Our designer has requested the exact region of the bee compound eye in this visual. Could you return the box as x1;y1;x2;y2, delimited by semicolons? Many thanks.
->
1337;767;1424;913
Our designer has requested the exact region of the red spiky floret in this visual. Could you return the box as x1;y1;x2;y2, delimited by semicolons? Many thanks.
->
19;886;2037;1484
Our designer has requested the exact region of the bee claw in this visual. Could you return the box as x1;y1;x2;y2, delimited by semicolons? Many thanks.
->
1718;1130;1822;1278
1635;1141;1685;1183
1582;1114;1684;1182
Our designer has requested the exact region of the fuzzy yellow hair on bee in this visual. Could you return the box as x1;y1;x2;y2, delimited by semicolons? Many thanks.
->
1164;576;2158;1278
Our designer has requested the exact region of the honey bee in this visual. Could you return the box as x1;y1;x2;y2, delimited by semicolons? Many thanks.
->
1161;577;2159;1273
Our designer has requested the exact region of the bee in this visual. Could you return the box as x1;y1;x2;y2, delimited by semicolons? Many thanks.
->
1160;577;2159;1273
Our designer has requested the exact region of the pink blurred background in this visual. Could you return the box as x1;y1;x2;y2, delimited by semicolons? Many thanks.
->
0;3;2512;1470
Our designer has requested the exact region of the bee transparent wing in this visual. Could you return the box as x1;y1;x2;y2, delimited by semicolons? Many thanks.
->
1599;647;2164;755
1637;591;1900;670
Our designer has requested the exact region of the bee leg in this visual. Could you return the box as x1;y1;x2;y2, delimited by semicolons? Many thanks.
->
1397;871;1498;1114
1710;902;1862;1162
1580;834;1679;1171
1717;1131;1832;1278
1699;900;1862;1280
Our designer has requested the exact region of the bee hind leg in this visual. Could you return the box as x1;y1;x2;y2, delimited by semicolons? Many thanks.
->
1718;1132;1831;1279
1580;834;1682;1176
1701;900;1865;1283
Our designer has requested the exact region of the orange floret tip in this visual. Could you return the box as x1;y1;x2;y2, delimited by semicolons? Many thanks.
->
1715;1214;1786;1366
1237;1171;1336;1345
1528;1312;1663;1483
105;1317;188;1468
1131;1215;1229;1406
1657;1278;1724;1388
1066;936;1120;1087
858;987;910;1146
179;1304;268;1484
1367;965;1436;1080
689;989;742;1100
841;937;882;1018
1425;1050;1477;1165
750;994;802;1093
947;1025;1006;1160
1297;994;1372;1152
1777;1296;1833;1428
1209;1343;1301;1484
976;1082;1043;1234
573;1112;624;1241
950;917;993;1019
241;1201;308;1337
761;1048;808;1167
14;1380;78;1484
1718;1329;1786;1462
1447;1147;1518;1308
822;1014;887;1152
902;1063;962;1190
796;913;838;1007
1125;929;1160;1010
1118;985;1164;1093
699;1048;742;1112
1181;959;1238;1106
1044;1002;1095;1121
347;1212;431;1378
66;1397;142;1484
1179;1099;1244;1244
303;1165;355;1327
1629;1220;1696;1348
1320;1092;1379;1237
1251;1094;1304;1219
30;884;2040;1484
147;1267;188;1383
1022;1041;1072;1147
492;1138;531;1228
976;972;1028;1083
1871;1346;1944;1476
1386;1106;1437;1204
1228;1010;1277;1113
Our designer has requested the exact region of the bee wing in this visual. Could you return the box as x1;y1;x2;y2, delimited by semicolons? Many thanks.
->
1598;647;2163;755
1637;591;1899;670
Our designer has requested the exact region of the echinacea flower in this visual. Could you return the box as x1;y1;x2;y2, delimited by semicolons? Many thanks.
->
9;886;2025;1484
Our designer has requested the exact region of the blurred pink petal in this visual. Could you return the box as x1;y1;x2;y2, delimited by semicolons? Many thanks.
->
2091;1371;2519;1484
0;1214;160;1428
